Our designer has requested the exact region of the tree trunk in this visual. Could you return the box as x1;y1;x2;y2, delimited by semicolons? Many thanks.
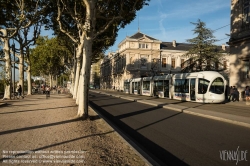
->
26;64;32;95
73;43;84;99
1;30;11;99
77;39;92;117
70;70;75;94
76;71;82;105
19;49;24;96
49;74;52;87
73;59;80;99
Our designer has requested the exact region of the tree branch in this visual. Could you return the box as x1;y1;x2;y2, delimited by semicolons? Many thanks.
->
57;0;78;44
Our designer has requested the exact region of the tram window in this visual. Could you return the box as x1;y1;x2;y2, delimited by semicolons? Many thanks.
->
124;82;130;91
134;82;138;90
209;77;224;94
143;81;150;90
174;79;182;92
124;82;130;92
183;79;189;93
198;79;210;94
156;81;163;91
174;79;189;93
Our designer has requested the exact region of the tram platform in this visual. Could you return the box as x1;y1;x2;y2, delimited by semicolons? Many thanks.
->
90;89;250;129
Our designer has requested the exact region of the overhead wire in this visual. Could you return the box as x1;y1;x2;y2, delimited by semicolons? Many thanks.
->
213;24;230;31
212;24;230;43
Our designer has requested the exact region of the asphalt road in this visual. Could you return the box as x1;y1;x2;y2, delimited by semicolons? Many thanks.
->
89;91;250;166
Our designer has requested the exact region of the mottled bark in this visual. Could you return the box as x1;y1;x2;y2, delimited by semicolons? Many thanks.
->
1;29;11;99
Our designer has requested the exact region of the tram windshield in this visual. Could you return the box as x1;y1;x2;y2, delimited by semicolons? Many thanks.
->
198;78;210;94
209;77;224;94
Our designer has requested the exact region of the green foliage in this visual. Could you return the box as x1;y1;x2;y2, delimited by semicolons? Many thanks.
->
0;0;50;30
182;19;225;72
51;0;150;60
30;36;69;77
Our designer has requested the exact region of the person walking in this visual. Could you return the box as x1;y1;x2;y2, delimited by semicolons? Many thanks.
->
245;86;249;98
228;86;233;102
17;85;24;99
231;86;237;102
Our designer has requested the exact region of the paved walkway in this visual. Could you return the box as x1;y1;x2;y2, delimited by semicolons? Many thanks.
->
0;94;147;166
91;89;250;128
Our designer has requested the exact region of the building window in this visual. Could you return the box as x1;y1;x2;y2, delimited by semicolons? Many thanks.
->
181;59;185;69
162;58;167;68
139;43;148;49
171;58;175;69
243;0;250;23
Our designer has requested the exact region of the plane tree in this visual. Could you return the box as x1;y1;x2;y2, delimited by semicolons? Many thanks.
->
55;0;150;117
30;36;69;87
0;0;49;99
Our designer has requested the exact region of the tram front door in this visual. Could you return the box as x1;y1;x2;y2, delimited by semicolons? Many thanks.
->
164;80;169;98
190;78;196;101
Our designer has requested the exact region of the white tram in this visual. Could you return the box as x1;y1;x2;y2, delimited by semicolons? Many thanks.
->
124;71;227;103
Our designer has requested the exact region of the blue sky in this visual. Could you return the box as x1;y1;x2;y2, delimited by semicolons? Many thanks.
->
41;0;231;53
106;0;230;53
1;0;230;81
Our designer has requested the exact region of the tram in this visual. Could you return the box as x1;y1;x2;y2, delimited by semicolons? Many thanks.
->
124;71;226;103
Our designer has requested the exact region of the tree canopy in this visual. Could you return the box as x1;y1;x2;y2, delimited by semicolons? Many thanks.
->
182;19;226;73
30;36;69;77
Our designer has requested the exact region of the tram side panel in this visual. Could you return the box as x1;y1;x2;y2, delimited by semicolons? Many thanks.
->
126;71;226;103
153;75;172;98
131;78;142;95
172;77;192;102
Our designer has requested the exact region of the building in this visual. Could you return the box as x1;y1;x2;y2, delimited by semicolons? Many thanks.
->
90;59;101;89
100;31;229;92
228;0;250;99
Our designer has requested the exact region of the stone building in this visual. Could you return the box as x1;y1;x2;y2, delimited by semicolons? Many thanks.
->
228;0;250;99
100;31;229;92
90;59;101;89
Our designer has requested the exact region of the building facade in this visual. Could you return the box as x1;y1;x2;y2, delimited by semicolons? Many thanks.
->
228;0;250;99
90;59;101;89
100;31;229;92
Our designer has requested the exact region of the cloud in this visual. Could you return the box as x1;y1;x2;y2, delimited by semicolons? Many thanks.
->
158;12;168;39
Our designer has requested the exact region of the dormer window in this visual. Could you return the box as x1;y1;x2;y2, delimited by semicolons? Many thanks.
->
139;43;148;49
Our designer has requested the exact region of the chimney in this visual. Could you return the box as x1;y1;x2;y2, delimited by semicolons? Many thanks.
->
222;44;226;51
172;40;176;47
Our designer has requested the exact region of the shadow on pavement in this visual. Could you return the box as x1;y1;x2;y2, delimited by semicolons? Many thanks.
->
89;100;188;166
0;105;77;115
0;118;82;136
0;131;114;162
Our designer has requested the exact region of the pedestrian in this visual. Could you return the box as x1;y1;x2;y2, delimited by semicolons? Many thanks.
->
231;86;237;102
245;86;249;99
228;86;233;102
17;85;24;99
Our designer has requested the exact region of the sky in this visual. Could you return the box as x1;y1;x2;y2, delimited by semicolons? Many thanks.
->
1;0;230;81
40;0;231;53
106;0;231;53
